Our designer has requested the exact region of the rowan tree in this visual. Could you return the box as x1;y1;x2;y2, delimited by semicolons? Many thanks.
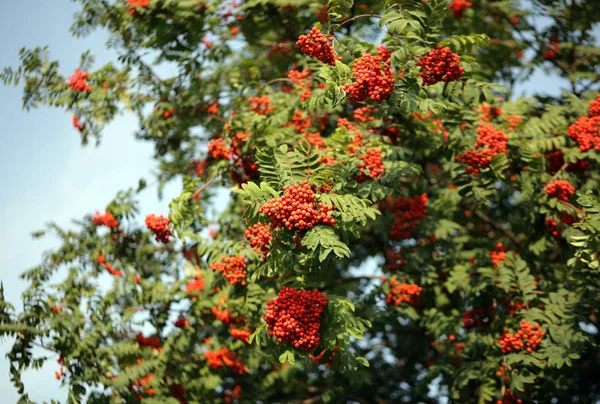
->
1;0;600;403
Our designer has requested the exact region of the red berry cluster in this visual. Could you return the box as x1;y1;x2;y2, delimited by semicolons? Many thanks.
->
589;94;600;117
489;242;507;267
455;123;509;176
211;256;247;286
505;115;521;131
344;47;396;104
353;106;377;122
462;306;494;330
286;110;312;133
185;275;205;298
92;211;119;228
386;279;422;306
248;95;273;115
128;0;150;7
244;223;272;259
305;132;326;149
386;248;406;271
145;214;172;243
498;320;544;353
67;68;92;92
162;109;174;119
72;116;84;132
224;385;242;403
546;150;588;173
416;46;464;86
193;158;208;176
170;384;186;403
136;333;161;350
545;180;575;201
296;27;336;66
387;194;428;240
102;261;123;277
208;137;231;160
230;327;252;344
357;148;384;181
263;287;328;351
173;317;189;328
542;41;559;60
449;0;472;18
258;180;335;232
496;388;523;404
479;104;504;122
204;347;247;375
567;115;600;152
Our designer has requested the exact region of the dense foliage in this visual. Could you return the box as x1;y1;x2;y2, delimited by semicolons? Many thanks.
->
2;0;600;403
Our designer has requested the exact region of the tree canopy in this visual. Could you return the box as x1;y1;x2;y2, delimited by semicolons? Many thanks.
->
2;0;600;403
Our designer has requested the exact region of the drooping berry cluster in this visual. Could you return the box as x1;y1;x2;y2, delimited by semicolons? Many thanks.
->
258;180;335;232
589;94;600;117
263;287;328;351
449;0;472;18
353;106;377;122
72;116;84;132
204;348;247;375
545;150;588;173
224;385;242;403
498;320;544;353
173;317;189;328
193;158;208;176
386;279;422;306
489;242;507;267
185;275;205;298
208;137;231;160
567;115;600;152
145;214;172;243
286;110;312;133
455;123;509;176
344;47;396;104
248;95;273;115
357;148;384;182
462;306;494;330
210;255;247;286
387;194;428;240
230;327;252;344
545;180;575;201
92;211;118;228
416;46;464;86
479;104;504;122
305;132;326;149
296;27;336;66
67;68;92;92
386;248;406;271
136;333;161;350
244;223;272;259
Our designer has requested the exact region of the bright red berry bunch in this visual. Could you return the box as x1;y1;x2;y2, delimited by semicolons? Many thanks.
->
92;211;118;228
244;223;272;259
416;46;464;86
305;132;326;149
498;320;544;353
173;317;189;328
263;287;328;351
343;47;396;104
67;68;92;92
258;180;335;232
455;123;509;176
208;137;231;160
145;214;171;243
353;106;377;122
72;116;84;132
211;255;247;286
224;385;242;403
589;94;600;117
387;194;428;240
545;180;575;201
489;242;508;267
357;148;384;181
204;348;247;375
248;95;273;115
136;333;161;350
462;306;494;330
386;279;422;306
449;0;472;19
296;27;336;66
185;276;205;298
567;115;600;152
287;110;312;133
230;327;252;344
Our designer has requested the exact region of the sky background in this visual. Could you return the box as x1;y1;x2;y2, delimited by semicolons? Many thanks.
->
0;1;591;402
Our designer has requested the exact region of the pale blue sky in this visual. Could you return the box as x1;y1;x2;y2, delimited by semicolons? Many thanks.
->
0;1;586;402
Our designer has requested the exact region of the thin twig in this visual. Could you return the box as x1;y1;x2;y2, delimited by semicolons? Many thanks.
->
16;332;60;354
190;176;217;200
257;78;295;94
339;13;381;28
474;209;523;247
